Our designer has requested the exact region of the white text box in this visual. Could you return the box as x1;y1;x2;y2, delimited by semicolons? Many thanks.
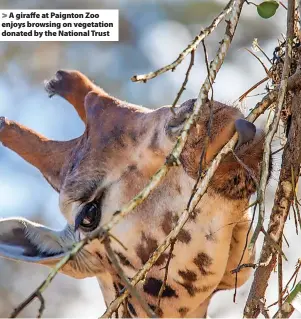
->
0;10;119;41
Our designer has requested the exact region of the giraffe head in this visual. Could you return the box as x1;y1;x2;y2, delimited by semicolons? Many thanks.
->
0;70;265;316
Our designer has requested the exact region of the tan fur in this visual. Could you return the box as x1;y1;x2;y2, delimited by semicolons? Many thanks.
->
0;70;265;317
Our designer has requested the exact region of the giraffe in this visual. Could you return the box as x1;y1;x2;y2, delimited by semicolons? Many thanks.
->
0;70;266;317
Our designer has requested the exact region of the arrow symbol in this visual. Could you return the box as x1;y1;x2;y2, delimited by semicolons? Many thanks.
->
2;13;7;18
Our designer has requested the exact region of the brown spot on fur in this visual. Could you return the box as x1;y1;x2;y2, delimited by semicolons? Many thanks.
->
112;126;126;147
129;130;138;143
205;227;216;242
193;252;214;276
115;251;135;270
136;232;158;264
162;211;173;235
199;285;213;292
150;129;160;150
190;208;200;222
178;229;191;243
217;281;232;289
162;212;191;243
178;307;189;316
178;269;197;282
128;164;137;172
107;255;112;266
155;253;170;266
177;269;200;296
176;280;200;296
143;277;178;298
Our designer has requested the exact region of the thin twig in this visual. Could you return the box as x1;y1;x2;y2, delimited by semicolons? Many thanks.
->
187;39;214;208
131;0;234;82
238;76;269;102
268;259;301;308
244;48;271;75
253;40;273;65
279;1;287;10
245;0;257;7
104;238;156;318
261;227;287;261
36;293;45;319
170;50;195;114
250;0;294;250
272;146;284;156
231;263;257;274
283;232;289;248
233;202;257;302
231;254;273;275
259;299;270;318
156;240;175;311
232;150;259;186
273;281;301;318
244;2;296;316
9;237;89;318
291;166;301;231
278;238;283;311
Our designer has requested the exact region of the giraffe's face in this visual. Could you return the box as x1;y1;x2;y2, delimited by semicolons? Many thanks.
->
0;70;265;316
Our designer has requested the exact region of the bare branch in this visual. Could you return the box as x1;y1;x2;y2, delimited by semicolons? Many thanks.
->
156;240;175;311
273;281;301;318
36;293;45;319
249;0;295;250
238;76;269;102
244;2;297;316
268;259;301;309
244;48;270;75
104;238;156;318
170;49;195;114
131;0;234;82
231;263;257;274
278;239;283;311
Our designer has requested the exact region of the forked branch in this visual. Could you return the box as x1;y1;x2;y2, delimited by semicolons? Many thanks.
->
131;0;234;82
244;1;299;316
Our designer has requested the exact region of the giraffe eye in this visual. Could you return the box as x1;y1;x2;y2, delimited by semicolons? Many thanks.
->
75;202;101;232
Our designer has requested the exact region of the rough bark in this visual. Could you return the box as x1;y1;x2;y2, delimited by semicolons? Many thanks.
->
244;73;301;319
